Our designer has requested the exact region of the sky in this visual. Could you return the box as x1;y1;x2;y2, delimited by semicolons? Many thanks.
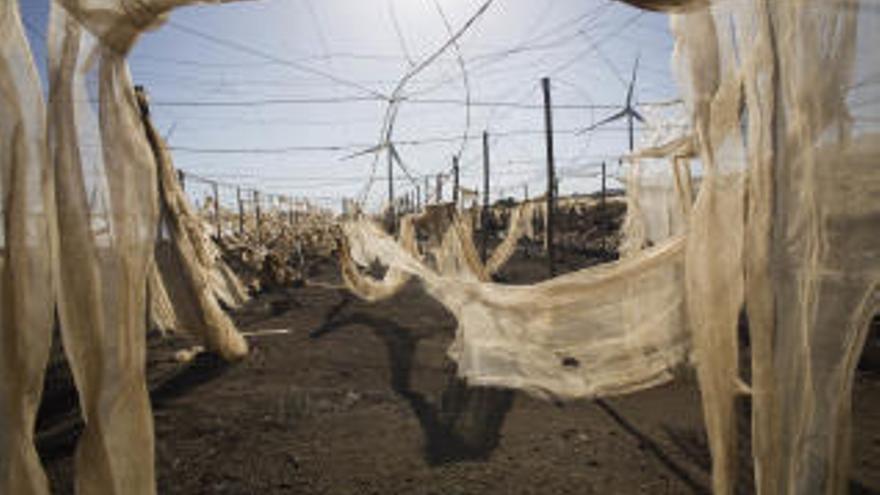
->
19;0;684;211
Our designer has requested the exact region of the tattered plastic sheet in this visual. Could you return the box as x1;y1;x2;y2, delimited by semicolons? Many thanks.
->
0;1;56;493
140;89;248;360
619;156;690;257
342;202;537;299
666;0;879;493
45;1;238;494
343;217;690;400
342;3;880;495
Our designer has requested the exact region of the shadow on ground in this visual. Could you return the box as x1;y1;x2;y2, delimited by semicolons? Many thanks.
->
311;295;514;465
37;351;236;464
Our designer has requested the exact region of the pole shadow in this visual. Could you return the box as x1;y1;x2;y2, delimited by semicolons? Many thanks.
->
311;304;514;465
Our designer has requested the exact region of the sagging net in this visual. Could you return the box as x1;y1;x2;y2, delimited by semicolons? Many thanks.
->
343;217;689;399
341;200;539;298
138;89;249;360
2;1;246;494
0;1;56;493
0;0;876;494
340;2;880;495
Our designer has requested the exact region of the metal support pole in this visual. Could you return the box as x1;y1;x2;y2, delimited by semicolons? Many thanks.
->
452;156;460;208
482;131;490;262
288;196;294;225
424;176;430;206
212;182;220;238
254;190;262;242
388;148;394;213
542;77;556;276
436;173;443;204
601;161;607;209
236;187;244;235
601;161;608;254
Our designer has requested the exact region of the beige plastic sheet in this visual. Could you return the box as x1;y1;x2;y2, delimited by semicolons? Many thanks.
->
343;3;879;495
482;203;534;275
619;157;690;257
183;203;249;308
148;261;177;334
47;3;165;491
45;1;237;493
667;1;880;493
431;203;534;281
343;219;690;400
342;202;536;299
340;214;417;302
670;6;747;494
138;89;248;360
0;2;56;494
744;6;877;495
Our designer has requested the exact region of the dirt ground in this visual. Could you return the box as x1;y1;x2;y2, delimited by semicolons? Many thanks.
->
37;244;880;494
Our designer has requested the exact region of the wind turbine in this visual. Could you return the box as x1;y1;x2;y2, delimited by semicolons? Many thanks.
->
342;141;418;213
578;56;644;152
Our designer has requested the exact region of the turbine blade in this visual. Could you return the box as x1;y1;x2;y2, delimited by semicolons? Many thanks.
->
630;109;646;123
340;143;384;160
576;109;628;135
389;144;419;185
626;55;640;106
389;143;403;164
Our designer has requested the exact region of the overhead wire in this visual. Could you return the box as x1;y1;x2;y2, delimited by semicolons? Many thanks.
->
145;95;639;109
405;2;615;101
167;124;670;155
166;20;390;100
139;3;679;206
388;0;416;68
360;0;497;204
432;0;472;161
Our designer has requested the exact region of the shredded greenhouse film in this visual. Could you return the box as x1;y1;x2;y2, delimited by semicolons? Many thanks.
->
0;0;878;493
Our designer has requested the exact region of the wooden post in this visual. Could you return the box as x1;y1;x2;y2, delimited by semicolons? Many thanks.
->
212;182;220;239
601;161;608;255
436;173;443;204
524;183;529;201
481;131;490;263
416;185;421;211
288;196;294;225
542;77;556;276
452;156;460;208
387;148;394;220
601;161;607;209
236;187;244;235
254;190;262;242
424;176;430;205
